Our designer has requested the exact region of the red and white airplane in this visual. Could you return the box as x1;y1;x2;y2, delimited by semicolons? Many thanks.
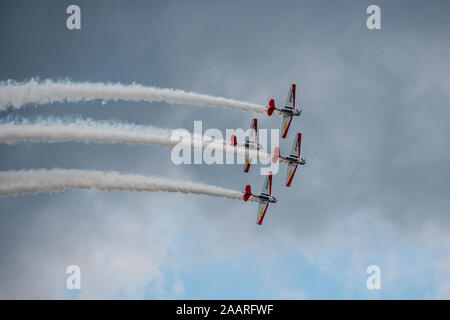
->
273;133;306;187
230;118;262;173
243;173;277;225
266;84;302;139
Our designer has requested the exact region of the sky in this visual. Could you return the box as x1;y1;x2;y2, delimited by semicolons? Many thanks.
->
0;0;450;299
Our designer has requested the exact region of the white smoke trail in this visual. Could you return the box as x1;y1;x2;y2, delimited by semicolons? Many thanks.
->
0;169;258;201
0;118;275;163
0;79;267;113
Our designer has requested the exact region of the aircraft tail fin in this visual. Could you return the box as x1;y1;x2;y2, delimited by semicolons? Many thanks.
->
230;135;237;146
272;147;281;163
243;185;252;201
267;99;276;116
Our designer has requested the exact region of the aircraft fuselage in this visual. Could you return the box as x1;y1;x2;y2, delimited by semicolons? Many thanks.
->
280;155;306;166
244;141;262;150
255;193;277;204
276;107;302;117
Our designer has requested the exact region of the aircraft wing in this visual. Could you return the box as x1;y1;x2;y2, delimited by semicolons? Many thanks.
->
261;173;272;196
290;133;302;158
248;118;258;144
285;163;298;187
243;154;251;172
256;202;269;225
284;84;296;109
281;114;293;139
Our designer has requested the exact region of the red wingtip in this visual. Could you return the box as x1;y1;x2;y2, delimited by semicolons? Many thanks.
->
267;99;276;116
272;147;280;163
268;172;272;195
251;118;258;141
297;133;302;158
243;185;252;201
292;84;296;108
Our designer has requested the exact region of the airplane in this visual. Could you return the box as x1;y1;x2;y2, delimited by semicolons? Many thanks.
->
229;118;262;173
266;84;302;139
243;172;277;225
273;133;306;187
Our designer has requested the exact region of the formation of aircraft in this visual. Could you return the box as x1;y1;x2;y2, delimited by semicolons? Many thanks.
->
238;84;306;225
